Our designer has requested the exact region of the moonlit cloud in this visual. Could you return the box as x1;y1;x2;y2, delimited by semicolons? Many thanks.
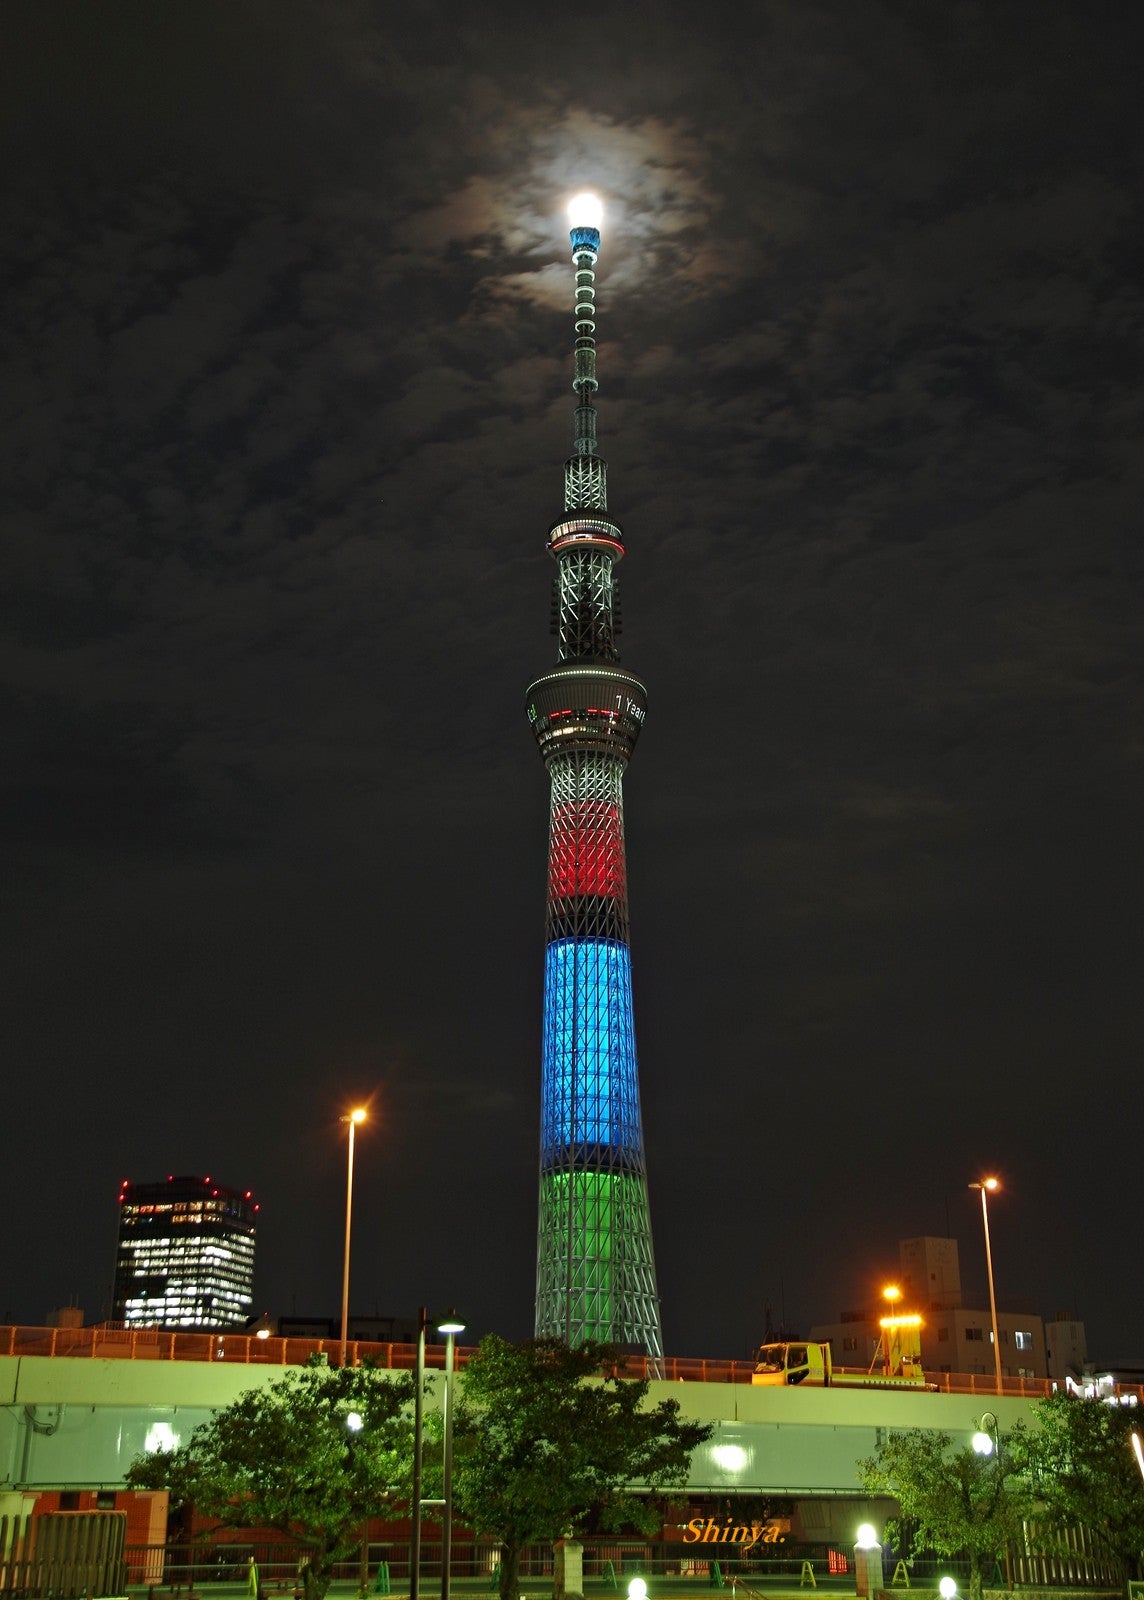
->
3;0;1141;1358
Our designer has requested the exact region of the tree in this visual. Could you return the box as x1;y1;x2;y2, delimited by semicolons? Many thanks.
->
126;1361;415;1600
1023;1390;1144;1579
858;1427;1032;1600
446;1336;711;1600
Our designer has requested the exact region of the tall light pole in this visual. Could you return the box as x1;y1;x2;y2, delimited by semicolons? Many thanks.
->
437;1311;466;1600
409;1307;429;1600
339;1108;367;1367
409;1309;465;1600
970;1176;1003;1396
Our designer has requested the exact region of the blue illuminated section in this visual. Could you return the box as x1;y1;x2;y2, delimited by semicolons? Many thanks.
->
569;225;601;254
541;937;642;1157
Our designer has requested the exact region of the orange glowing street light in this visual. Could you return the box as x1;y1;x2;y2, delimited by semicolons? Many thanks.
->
340;1108;368;1367
970;1176;1003;1396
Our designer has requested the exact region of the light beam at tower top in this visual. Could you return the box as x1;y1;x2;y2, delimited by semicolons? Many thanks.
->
567;191;603;230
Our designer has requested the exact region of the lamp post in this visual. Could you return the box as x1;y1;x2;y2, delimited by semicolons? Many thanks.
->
969;1177;1003;1396
408;1310;465;1600
410;1307;429;1600
972;1412;1011;1587
437;1311;466;1600
339;1108;367;1367
343;1409;367;1595
854;1523;883;1599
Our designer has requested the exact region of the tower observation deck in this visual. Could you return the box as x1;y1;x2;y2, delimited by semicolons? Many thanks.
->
526;195;663;1360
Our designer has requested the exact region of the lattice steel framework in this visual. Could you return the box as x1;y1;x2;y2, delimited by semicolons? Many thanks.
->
525;202;663;1359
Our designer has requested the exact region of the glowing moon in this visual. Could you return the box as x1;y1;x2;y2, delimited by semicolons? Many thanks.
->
567;191;603;229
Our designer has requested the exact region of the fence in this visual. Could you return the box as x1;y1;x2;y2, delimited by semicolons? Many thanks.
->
0;1536;1121;1598
0;1510;128;1597
4;1329;1137;1403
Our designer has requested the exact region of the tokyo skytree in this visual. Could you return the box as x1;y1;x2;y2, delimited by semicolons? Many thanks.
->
526;194;662;1360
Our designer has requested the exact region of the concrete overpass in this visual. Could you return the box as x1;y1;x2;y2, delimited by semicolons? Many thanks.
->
0;1346;1041;1518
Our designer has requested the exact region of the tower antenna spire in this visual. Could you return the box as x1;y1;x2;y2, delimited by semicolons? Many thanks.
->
566;191;605;509
525;194;663;1363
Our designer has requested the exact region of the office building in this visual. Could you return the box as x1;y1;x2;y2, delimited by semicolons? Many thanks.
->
112;1175;257;1330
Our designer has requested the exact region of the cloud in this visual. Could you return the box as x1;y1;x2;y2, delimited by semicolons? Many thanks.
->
3;0;1142;1356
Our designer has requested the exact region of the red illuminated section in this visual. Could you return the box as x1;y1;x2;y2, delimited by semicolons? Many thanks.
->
548;800;626;900
547;515;626;560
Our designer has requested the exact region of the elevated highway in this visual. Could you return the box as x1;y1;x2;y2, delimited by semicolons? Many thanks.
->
1;1328;1049;1503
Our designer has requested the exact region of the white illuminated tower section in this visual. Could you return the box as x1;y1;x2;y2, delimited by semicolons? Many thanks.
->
526;195;663;1359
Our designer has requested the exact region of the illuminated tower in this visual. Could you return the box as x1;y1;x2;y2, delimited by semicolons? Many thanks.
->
526;195;663;1359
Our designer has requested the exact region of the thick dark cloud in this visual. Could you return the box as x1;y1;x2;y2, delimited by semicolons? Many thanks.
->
3;0;1141;1362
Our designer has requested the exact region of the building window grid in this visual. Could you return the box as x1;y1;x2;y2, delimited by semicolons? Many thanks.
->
115;1180;257;1330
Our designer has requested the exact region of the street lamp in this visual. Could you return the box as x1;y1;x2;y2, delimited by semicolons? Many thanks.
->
340;1108;367;1367
409;1309;466;1600
972;1410;999;1458
972;1413;1011;1586
854;1524;883;1599
438;1311;466;1600
410;1308;429;1600
969;1177;1003;1396
344;1409;367;1595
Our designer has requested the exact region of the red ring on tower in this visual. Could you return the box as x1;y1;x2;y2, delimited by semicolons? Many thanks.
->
548;515;626;558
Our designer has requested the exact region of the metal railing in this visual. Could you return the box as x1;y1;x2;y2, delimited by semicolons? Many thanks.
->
2;1328;1140;1403
1;1524;1126;1597
0;1326;478;1372
101;1539;1134;1596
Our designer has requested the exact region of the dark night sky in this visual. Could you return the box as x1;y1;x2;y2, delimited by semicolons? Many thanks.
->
4;1;1141;1362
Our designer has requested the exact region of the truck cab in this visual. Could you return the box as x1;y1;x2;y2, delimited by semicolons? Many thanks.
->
752;1342;828;1385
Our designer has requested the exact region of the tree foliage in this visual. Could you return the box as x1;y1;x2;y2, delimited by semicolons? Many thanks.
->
858;1427;1032;1600
126;1362;415;1600
446;1336;711;1600
1023;1391;1144;1578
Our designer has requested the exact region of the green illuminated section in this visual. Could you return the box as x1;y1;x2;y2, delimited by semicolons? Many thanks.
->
535;1168;659;1347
